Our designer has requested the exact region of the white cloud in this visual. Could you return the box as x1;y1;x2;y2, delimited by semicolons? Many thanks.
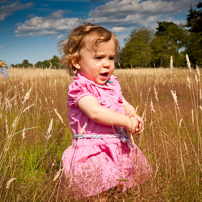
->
87;0;199;28
57;34;64;39
15;10;83;37
0;1;34;21
13;0;199;37
0;45;5;49
111;26;134;32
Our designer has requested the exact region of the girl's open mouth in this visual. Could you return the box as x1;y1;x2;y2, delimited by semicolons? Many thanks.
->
100;72;108;77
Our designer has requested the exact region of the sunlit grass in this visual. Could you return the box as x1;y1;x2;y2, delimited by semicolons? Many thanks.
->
0;67;202;201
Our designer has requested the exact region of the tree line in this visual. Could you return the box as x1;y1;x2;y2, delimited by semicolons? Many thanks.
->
117;2;202;68
12;2;202;69
11;55;60;69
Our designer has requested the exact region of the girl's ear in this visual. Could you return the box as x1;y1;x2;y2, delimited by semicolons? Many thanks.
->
71;56;81;70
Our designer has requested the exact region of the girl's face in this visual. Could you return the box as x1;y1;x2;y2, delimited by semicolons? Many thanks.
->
73;37;116;85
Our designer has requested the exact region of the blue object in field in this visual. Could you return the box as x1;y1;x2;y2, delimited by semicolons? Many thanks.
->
0;67;8;77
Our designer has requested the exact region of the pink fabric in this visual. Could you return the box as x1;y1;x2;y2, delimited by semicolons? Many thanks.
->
67;72;125;135
62;72;152;198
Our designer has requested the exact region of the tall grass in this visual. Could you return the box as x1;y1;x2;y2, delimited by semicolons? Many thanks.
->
0;67;202;201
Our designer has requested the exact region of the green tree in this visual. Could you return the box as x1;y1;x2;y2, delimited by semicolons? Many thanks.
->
185;2;202;65
35;55;60;68
155;21;175;36
118;27;154;68
12;56;61;68
150;35;170;67
12;59;33;68
51;55;60;68
184;32;202;65
186;2;202;32
23;59;29;65
150;21;187;67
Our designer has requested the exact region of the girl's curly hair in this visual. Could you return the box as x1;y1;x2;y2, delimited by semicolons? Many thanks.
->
58;23;120;75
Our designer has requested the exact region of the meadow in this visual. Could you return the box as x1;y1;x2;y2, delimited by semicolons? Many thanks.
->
0;67;202;201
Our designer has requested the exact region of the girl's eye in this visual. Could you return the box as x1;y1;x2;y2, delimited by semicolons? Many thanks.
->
109;57;115;60
95;56;102;60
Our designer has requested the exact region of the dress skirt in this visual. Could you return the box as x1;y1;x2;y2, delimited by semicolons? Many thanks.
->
61;135;152;198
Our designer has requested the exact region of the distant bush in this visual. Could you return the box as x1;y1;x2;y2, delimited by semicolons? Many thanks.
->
12;55;61;69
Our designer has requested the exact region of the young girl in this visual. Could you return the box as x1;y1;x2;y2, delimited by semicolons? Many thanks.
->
59;23;152;199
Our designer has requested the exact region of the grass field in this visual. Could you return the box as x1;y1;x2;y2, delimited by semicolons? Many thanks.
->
0;67;202;201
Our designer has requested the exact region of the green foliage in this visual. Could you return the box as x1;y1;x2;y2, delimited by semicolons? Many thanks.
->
23;59;29;65
185;2;202;65
150;35;170;67
184;32;202;64
118;27;154;68
156;22;187;50
151;22;187;67
12;55;61;69
35;55;60;69
118;22;187;68
155;21;176;36
12;59;33;68
118;1;202;68
186;2;202;33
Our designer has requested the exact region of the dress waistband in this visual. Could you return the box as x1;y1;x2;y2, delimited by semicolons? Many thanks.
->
73;134;133;150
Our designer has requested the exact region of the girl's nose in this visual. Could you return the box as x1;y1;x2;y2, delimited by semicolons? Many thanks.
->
103;59;110;68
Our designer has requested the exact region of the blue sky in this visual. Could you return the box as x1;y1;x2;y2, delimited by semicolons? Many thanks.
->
0;0;199;67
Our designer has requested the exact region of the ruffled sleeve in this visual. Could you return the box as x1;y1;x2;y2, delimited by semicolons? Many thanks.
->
68;77;94;107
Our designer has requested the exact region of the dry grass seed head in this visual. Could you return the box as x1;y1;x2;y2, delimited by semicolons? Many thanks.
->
150;98;156;113
22;103;34;113
153;86;158;102
45;119;53;140
79;123;87;138
6;178;16;189
187;76;191;89
171;90;179;109
178;118;183;129
22;87;32;105
53;108;67;127
170;55;173;69
22;128;25;139
186;54;191;72
196;65;200;80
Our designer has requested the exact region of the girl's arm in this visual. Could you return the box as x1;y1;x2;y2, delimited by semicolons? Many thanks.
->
123;97;144;134
77;95;138;133
123;97;137;117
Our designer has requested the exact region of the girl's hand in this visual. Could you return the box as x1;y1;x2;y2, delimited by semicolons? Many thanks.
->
77;95;141;131
125;116;139;133
77;95;144;134
123;98;144;134
134;115;144;135
123;100;137;118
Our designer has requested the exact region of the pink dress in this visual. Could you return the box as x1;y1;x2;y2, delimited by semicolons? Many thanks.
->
62;72;152;198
